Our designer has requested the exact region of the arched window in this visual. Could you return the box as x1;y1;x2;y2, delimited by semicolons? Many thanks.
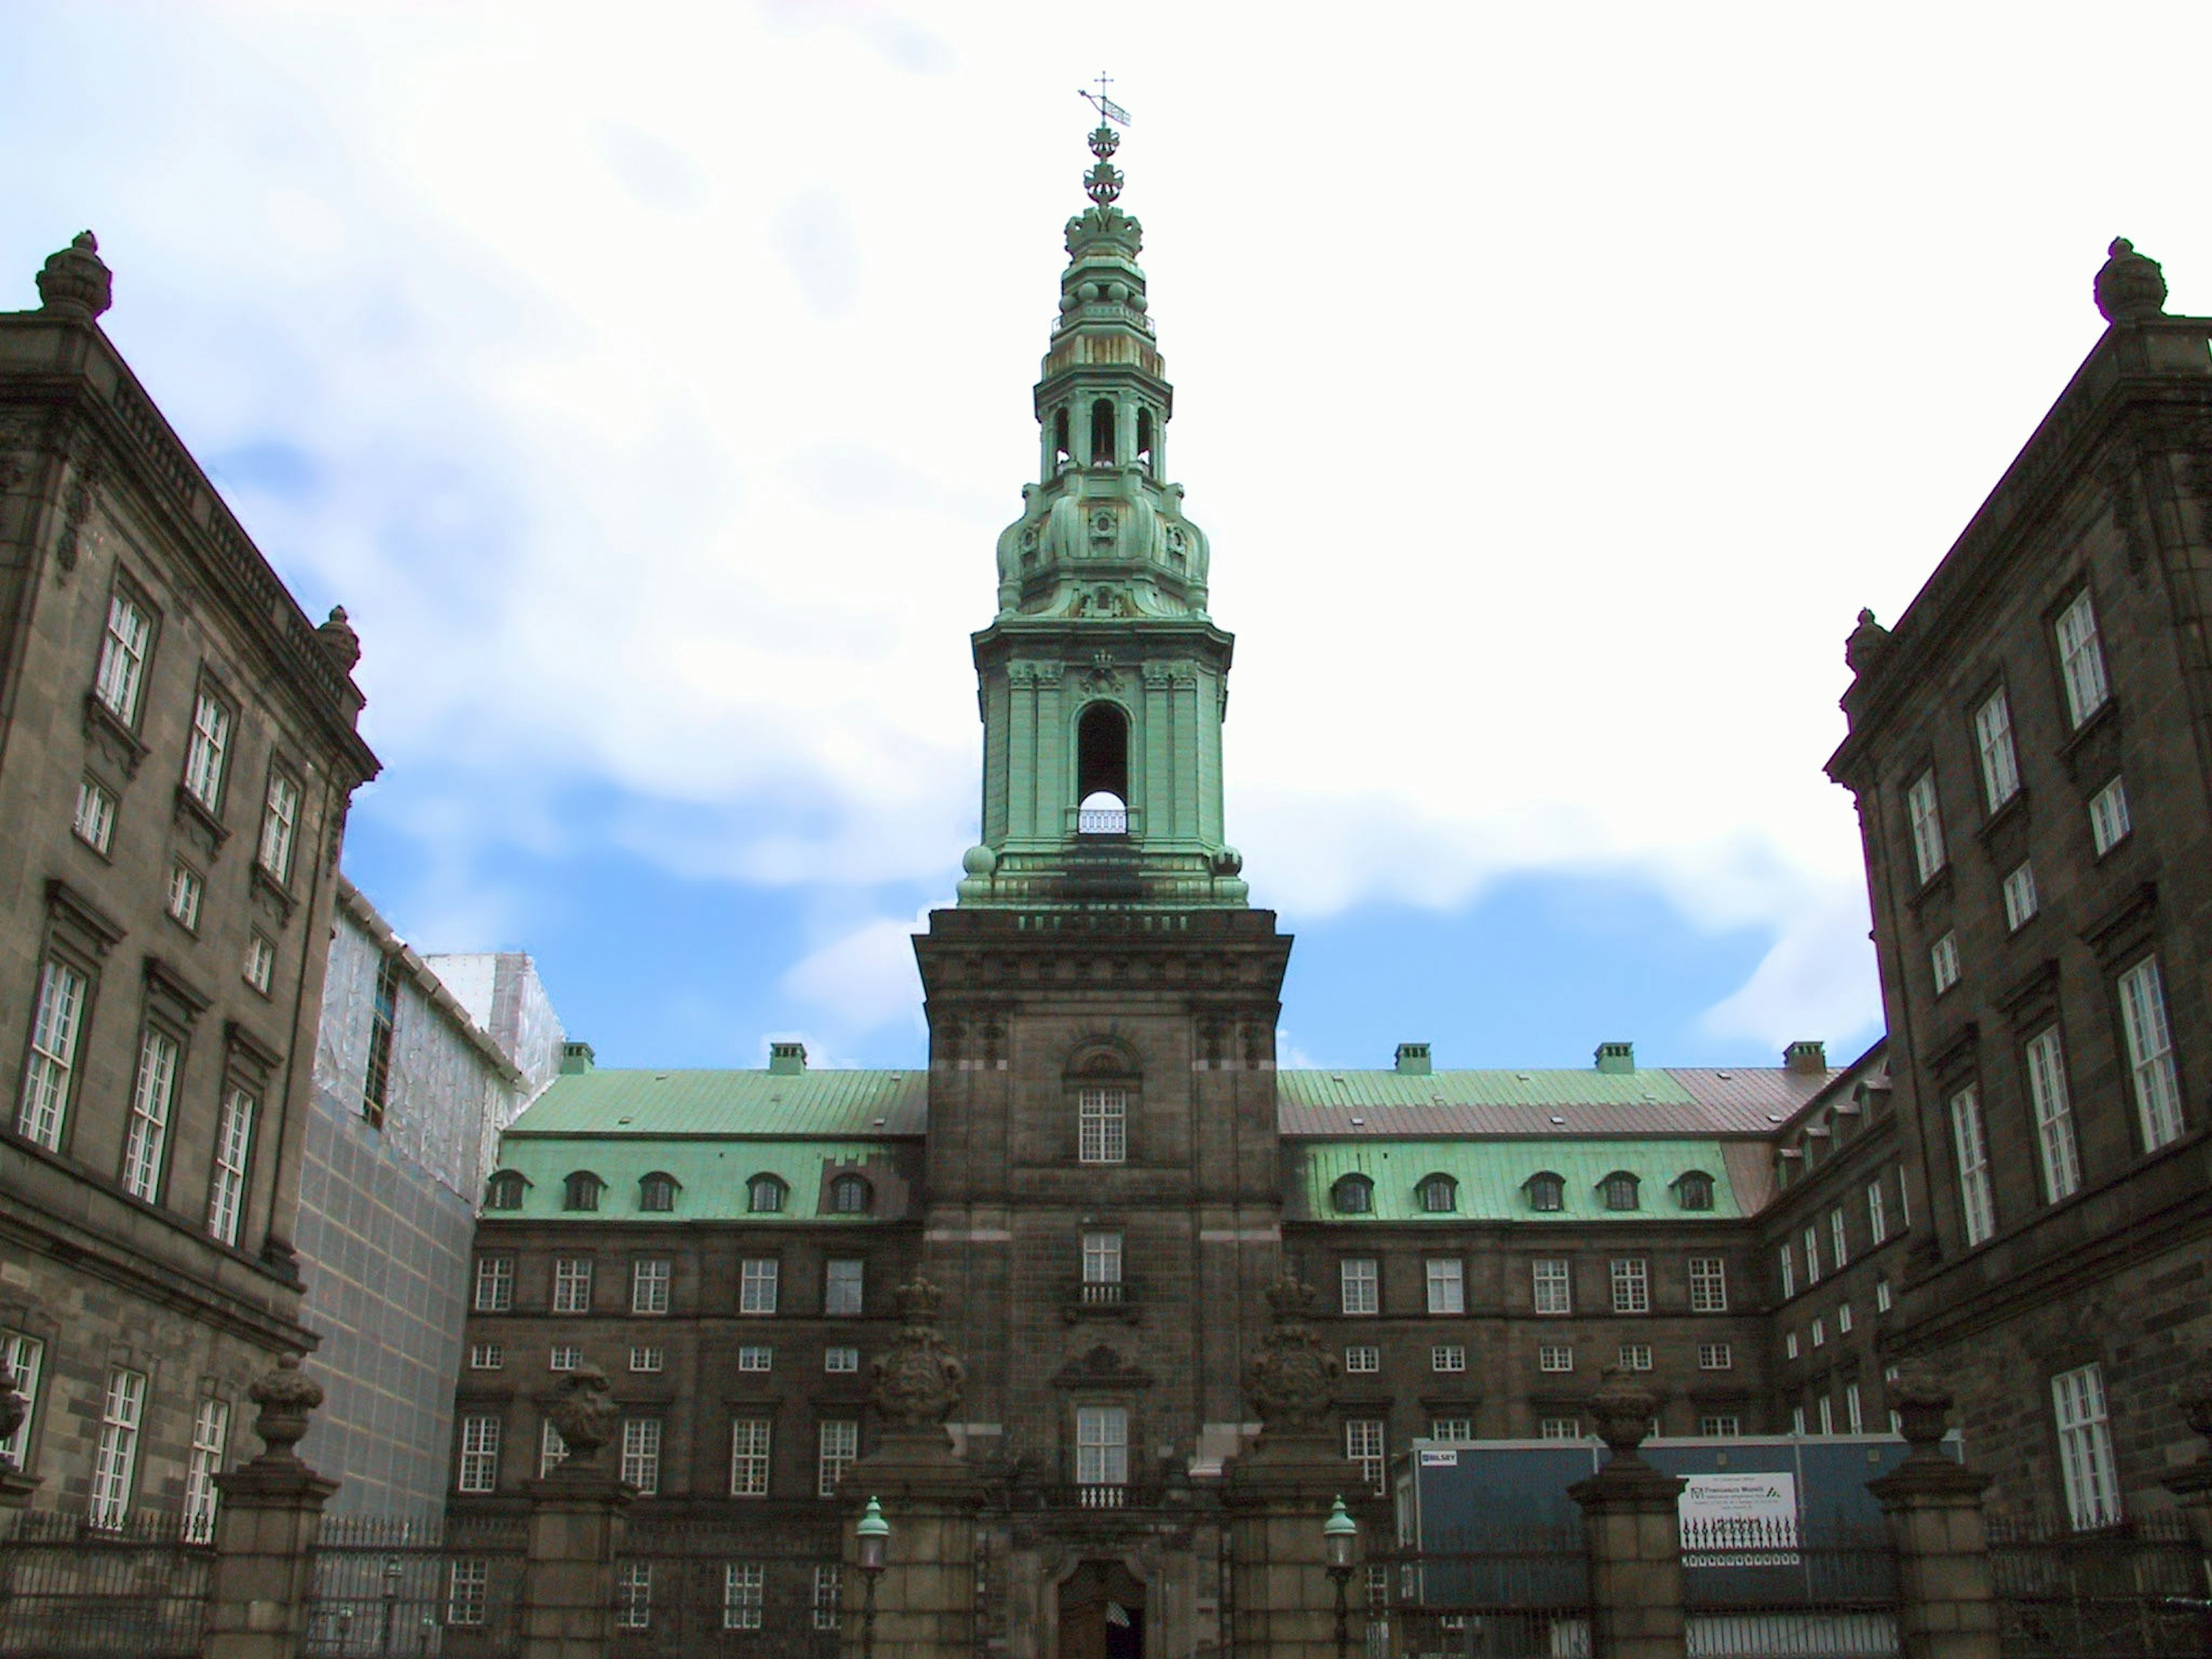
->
562;1172;603;1212
1089;398;1116;466
1600;1171;1641;1212
1331;1173;1374;1215
1525;1172;1565;1213
1135;407;1154;472
639;1172;679;1213
748;1173;788;1214
1416;1173;1458;1214
484;1171;526;1211
1053;407;1071;465
1673;1171;1715;1212
830;1174;873;1215
1076;703;1129;834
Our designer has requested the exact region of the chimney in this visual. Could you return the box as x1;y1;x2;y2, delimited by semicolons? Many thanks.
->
1394;1041;1431;1076
559;1040;595;1075
1784;1040;1827;1074
768;1041;808;1077
1594;1040;1635;1075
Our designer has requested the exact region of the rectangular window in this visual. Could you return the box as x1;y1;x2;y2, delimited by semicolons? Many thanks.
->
1867;1178;1888;1247
1688;1257;1728;1313
616;1563;652;1630
2056;589;2111;728
1906;770;1947;884
1430;1416;1472;1442
165;863;203;931
243;932;276;995
1425;1257;1464;1315
1075;1406;1130;1487
550;1346;582;1372
817;1419;859;1497
1950;1085;1996;1245
1538;1344;1574;1374
1817;1395;1835;1435
120;1027;180;1201
1846;1382;1864;1434
2002;861;2039;931
1974;688;2021;812
1539;1418;1581;1442
1533;1259;1572;1315
1899;1174;1912;1230
18;958;89;1150
1698;1342;1733;1372
1082;1230;1123;1285
724;1564;766;1631
447;1560;488;1627
1812;1317;1826;1349
1078;1086;1127;1164
1700;1415;1743;1438
729;1418;772;1497
94;591;151;724
457;1415;499;1493
0;1334;44;1469
824;1346;859;1373
469;1343;502;1370
1609;1257;1649;1314
257;770;302;884
474;1256;513;1312
813;1566;843;1631
740;1258;779;1315
1877;1278;1893;1313
2089;776;2132;856
631;1258;672;1315
206;1086;255;1247
1343;1345;1379;1374
1778;1244;1796;1300
630;1346;664;1374
1787;1332;1800;1359
183;691;231;810
1345;1419;1387;1494
2118;956;2186;1150
180;1397;229;1543
1838;1302;1854;1334
1616;1343;1653;1372
2052;1363;2122;1529
552;1257;594;1313
1931;931;1961;995
1792;1406;1806;1436
1341;1258;1379;1316
72;778;115;854
2025;1027;2082;1202
539;1421;568;1476
1802;1226;1821;1285
1830;1208;1849;1270
738;1346;774;1373
824;1259;864;1316
1431;1344;1467;1373
362;951;399;1126
620;1419;661;1494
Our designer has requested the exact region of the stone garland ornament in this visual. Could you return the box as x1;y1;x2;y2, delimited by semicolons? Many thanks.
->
248;1353;326;1461
870;1277;967;1429
546;1364;619;1464
1244;1277;1340;1434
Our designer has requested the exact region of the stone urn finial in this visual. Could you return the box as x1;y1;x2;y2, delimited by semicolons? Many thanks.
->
2094;237;2168;324
1844;607;1891;677
546;1365;618;1465
0;1365;24;1469
869;1276;966;1429
248;1353;325;1462
1887;1361;1954;1461
317;605;361;675
36;232;112;321
1244;1275;1340;1435
1586;1365;1662;1464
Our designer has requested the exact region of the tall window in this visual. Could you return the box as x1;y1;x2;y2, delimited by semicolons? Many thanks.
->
1609;1257;1649;1314
552;1257;594;1313
181;1397;229;1542
1973;688;2021;812
1906;770;1946;884
243;932;276;995
1803;1225;1822;1285
18;958;89;1150
94;591;151;724
1;1333;45;1468
457;1415;500;1493
1075;1406;1129;1487
2002;862;2039;931
1078;1088;1127;1164
1688;1257;1728;1313
538;1420;571;1477
616;1563;652;1630
1778;1244;1796;1300
1866;1177;1888;1247
1949;1086;1997;1247
2025;1028;2082;1202
813;1566;843;1631
740;1259;779;1315
72;778;115;854
621;1419;661;1495
1082;1231;1123;1287
1845;1382;1864;1434
824;1260;864;1316
631;1259;672;1315
1931;931;1961;995
724;1565;766;1631
257;771;302;884
1830;1207;1849;1270
2118;957;2184;1150
448;1561;489;1627
206;1087;256;1247
474;1255;514;1312
730;1418;772;1496
1340;1258;1379;1316
183;691;232;810
817;1419;859;1497
166;863;203;931
2089;777;2132;856
1345;1419;1387;1494
1532;1259;1572;1315
2052;1364;2121;1529
1425;1258;1464;1315
89;1366;146;1527
363;951;400;1126
2055;589;2111;728
120;1028;180;1202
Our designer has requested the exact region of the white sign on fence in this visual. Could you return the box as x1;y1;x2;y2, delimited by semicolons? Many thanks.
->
1679;1472;1799;1566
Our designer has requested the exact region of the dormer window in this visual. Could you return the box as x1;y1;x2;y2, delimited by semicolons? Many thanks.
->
830;1174;873;1215
562;1172;604;1212
1331;1174;1374;1215
1600;1172;1641;1212
1416;1173;1457;1214
1525;1172;1565;1213
748;1174;789;1214
1673;1171;1715;1212
484;1171;526;1211
639;1173;679;1213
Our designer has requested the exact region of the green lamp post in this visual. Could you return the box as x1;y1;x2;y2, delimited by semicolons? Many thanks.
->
1323;1495;1359;1659
855;1496;891;1659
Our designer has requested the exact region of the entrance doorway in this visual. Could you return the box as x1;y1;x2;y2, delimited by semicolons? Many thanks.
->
1057;1560;1145;1659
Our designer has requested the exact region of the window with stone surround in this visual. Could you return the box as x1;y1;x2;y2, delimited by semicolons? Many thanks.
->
1973;687;2020;813
2055;589;2111;729
2052;1363;2121;1529
2118;956;2184;1151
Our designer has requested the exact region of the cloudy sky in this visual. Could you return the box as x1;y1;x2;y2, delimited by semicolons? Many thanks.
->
10;0;2210;1072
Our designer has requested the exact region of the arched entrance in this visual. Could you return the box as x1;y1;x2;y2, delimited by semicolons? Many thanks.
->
1057;1559;1145;1659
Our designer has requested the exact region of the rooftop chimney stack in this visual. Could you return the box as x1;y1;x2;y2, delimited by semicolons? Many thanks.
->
1594;1041;1635;1075
1394;1042;1431;1076
1785;1040;1827;1074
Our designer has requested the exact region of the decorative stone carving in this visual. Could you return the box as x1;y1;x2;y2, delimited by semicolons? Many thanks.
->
1886;1362;1955;1460
36;232;112;321
870;1278;967;1429
1586;1365;1662;1461
1244;1277;1340;1434
1844;607;1891;677
52;444;102;581
247;1353;325;1462
2094;237;2166;324
546;1365;619;1464
317;606;361;675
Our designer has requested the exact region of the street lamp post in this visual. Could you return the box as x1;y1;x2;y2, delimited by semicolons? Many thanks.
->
1323;1495;1359;1659
856;1495;891;1659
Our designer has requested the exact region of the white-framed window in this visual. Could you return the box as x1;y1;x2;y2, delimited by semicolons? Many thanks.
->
552;1257;593;1313
2052;1363;2122;1529
1688;1256;1728;1313
1345;1418;1387;1494
1609;1257;1649;1314
2055;588;2111;728
94;591;152;724
630;1346;664;1374
1340;1258;1379;1316
1867;1178;1888;1246
1539;1418;1581;1442
1802;1226;1822;1286
1846;1382;1864;1434
2002;862;2039;932
120;1027;180;1202
1906;770;1947;884
257;771;302;884
730;1418;772;1497
1876;1278;1893;1313
1830;1207;1849;1270
1533;1259;1572;1315
1899;1174;1912;1230
474;1256;513;1312
825;1259;864;1316
2025;1027;2082;1202
1078;1086;1127;1164
616;1562;652;1630
457;1414;499;1493
741;1258;779;1315
1974;688;2021;812
1838;1302;1854;1334
813;1565;842;1631
206;1087;255;1247
1812;1317;1826;1348
1787;1332;1800;1359
549;1346;582;1372
469;1343;502;1370
1792;1405;1807;1436
1617;1343;1653;1372
1931;931;1961;995
447;1560;488;1627
18;957;89;1151
620;1419;661;1494
1698;1342;1733;1371
1778;1244;1796;1301
243;931;276;995
1082;1230;1123;1286
1343;1345;1380;1374
1075;1406;1130;1487
1430;1416;1472;1442
1431;1344;1467;1373
72;778;115;854
1539;1344;1574;1373
1950;1085;1996;1247
724;1564;766;1631
2089;776;2132;856
183;691;232;810
166;862;203;931
817;1419;859;1497
181;1397;229;1543
538;1421;569;1478
738;1346;774;1373
824;1346;859;1374
1699;1414;1743;1438
0;1333;45;1469
1425;1257;1464;1315
1817;1394;1835;1435
2118;956;2185;1150
631;1258;671;1315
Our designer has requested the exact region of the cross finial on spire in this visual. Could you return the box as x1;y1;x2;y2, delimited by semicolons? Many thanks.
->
1079;71;1130;128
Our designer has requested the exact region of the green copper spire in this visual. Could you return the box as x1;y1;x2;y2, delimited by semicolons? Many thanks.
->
956;110;1246;909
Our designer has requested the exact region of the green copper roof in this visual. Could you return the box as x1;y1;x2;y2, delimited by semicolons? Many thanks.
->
1282;1069;1700;1109
1286;1138;1747;1222
493;1137;906;1222
505;1068;927;1139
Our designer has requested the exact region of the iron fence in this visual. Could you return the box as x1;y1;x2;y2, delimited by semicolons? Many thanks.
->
303;1512;526;1659
0;1508;211;1658
1681;1517;1898;1659
1374;1525;1593;1659
612;1520;843;1659
1988;1512;2212;1659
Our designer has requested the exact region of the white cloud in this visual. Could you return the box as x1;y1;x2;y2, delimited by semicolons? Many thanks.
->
779;915;928;1039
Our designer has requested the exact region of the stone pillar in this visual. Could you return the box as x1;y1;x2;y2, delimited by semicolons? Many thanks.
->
1223;1278;1366;1659
2157;1362;2212;1559
204;1354;341;1659
1866;1369;1999;1659
1567;1369;1686;1659
520;1366;632;1659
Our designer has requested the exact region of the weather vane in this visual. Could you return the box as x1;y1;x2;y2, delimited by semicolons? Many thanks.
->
1079;70;1130;128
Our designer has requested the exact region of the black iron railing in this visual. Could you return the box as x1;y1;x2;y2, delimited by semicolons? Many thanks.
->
0;1509;211;1658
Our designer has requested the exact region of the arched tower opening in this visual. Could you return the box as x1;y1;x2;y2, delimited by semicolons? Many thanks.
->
1053;406;1071;467
1135;406;1153;474
1089;399;1116;467
1076;702;1130;834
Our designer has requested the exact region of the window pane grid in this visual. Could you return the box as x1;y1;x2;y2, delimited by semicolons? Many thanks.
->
1974;690;2021;812
182;1398;229;1543
1688;1257;1728;1313
1609;1257;1649;1315
474;1256;513;1312
19;959;89;1150
724;1565;766;1630
1075;1406;1129;1487
620;1419;661;1494
2052;1364;2121;1529
1950;1086;1997;1247
2089;777;2131;856
0;1335;44;1468
1533;1259;1571;1315
1425;1258;1464;1315
1078;1088;1127;1164
1906;771;1946;884
741;1259;779;1314
552;1257;594;1313
121;1028;180;1201
206;1088;256;1247
1346;1419;1386;1494
95;594;150;724
73;779;115;853
2118;957;2184;1150
2025;1028;2082;1202
631;1259;672;1315
2056;590;2110;727
458;1416;500;1493
730;1419;772;1497
258;773;301;882
184;693;230;809
89;1367;145;1528
818;1421;859;1498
